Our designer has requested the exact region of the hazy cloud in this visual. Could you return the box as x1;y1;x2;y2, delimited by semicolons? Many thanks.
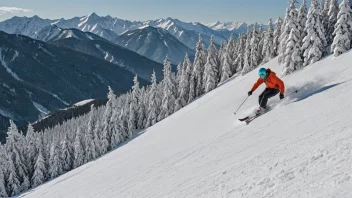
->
0;7;32;15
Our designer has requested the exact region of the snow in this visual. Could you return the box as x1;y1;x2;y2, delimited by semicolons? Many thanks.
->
74;99;94;107
38;45;54;57
0;48;23;81
21;51;352;197
32;101;50;118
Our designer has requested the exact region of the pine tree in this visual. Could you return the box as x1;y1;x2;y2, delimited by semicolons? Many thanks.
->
178;54;192;107
279;0;298;64
7;159;20;196
191;35;207;97
49;136;62;179
176;62;183;87
60;133;73;173
85;105;97;162
283;28;303;75
331;0;352;57
302;0;328;66
273;17;283;56
137;87;147;129
234;33;246;73
160;56;176;119
5;120;29;194
0;164;7;197
204;36;219;92
73;126;85;168
26;124;37;181
327;0;340;45
262;19;275;63
322;0;332;39
298;0;308;41
146;71;159;127
242;28;252;75
225;34;236;74
101;87;116;153
110;109;122;148
258;24;265;62
31;148;46;188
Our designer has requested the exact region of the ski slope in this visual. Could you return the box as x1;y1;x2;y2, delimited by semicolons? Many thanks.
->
21;52;352;198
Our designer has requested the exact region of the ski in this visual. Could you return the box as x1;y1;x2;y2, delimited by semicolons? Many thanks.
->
238;108;272;124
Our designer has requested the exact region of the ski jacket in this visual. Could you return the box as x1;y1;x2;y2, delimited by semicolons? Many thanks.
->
251;69;285;94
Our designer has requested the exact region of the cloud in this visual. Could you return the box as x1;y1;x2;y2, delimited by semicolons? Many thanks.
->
0;7;32;15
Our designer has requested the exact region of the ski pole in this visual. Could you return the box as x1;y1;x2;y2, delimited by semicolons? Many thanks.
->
234;96;249;115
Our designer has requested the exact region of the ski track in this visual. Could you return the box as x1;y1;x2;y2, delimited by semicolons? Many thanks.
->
21;52;352;197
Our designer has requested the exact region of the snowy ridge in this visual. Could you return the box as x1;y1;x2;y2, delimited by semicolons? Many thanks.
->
21;49;352;197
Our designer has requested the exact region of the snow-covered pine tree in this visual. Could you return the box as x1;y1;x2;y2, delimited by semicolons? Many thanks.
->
204;36;219;93
110;109;123;148
302;0;328;66
331;0;352;57
0;163;7;197
242;24;260;75
191;35;207;97
176;62;183;88
262;19;275;63
60;133;73;173
241;28;252;75
73;126;85;168
273;17;283;56
5;120;30;193
85;105;97;162
49;135;62;179
7;158;20;196
160;56;177;119
283;28;303;75
93;117;102;157
322;0;331;39
129;75;140;130
25;124;37;180
31;147;45;188
146;71;158;127
234;33;246;73
101;86;116;153
258;24;265;62
137;87;147;129
279;0;298;64
220;54;232;82
298;0;308;41
327;0;340;45
225;34;236;74
178;54;192;107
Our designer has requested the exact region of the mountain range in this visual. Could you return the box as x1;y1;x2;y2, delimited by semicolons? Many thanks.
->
0;31;150;140
115;26;194;64
0;13;262;49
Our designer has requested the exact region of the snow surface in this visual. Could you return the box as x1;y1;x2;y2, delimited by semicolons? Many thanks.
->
74;99;94;107
21;52;352;197
32;101;50;118
0;48;23;81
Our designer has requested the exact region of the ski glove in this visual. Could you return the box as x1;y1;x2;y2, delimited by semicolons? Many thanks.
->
248;91;253;96
279;94;284;100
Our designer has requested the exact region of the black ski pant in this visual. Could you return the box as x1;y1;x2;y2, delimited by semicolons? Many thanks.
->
259;88;280;109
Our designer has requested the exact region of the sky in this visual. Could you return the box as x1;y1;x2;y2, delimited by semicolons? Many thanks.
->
0;0;318;24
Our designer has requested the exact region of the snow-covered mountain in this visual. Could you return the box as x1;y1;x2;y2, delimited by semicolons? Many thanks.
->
0;15;52;38
0;14;251;48
34;25;108;42
0;31;148;141
206;21;268;34
145;17;230;48
20;48;352;197
115;26;194;64
49;29;165;81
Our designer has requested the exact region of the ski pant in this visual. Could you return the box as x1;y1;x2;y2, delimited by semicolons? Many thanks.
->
259;88;280;108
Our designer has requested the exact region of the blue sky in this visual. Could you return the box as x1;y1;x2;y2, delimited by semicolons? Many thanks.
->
0;0;315;23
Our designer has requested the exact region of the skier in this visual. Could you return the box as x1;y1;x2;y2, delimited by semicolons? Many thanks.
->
248;68;285;114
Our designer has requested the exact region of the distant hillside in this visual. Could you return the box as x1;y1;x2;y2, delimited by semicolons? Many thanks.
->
0;31;148;141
